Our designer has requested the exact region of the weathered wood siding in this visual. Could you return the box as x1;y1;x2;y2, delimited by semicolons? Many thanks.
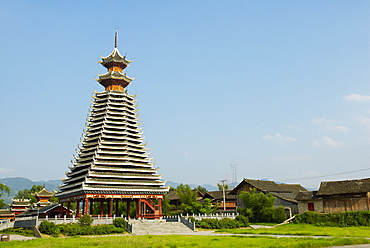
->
323;197;369;213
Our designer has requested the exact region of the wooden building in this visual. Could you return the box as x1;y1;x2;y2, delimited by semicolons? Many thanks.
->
296;178;370;214
10;199;31;215
35;188;54;207
0;209;15;221
166;190;205;211
229;179;307;215
295;191;324;214
16;204;72;218
56;32;168;219
202;190;237;212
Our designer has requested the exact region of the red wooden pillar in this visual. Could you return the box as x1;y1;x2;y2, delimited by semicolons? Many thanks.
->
127;200;131;219
100;200;104;216
136;199;140;218
89;199;94;216
108;198;113;217
159;198;163;217
84;198;89;215
76;200;80;217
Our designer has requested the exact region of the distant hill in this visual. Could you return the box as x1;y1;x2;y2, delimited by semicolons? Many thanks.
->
0;177;62;204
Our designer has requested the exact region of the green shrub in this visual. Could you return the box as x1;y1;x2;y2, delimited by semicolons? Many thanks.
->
62;223;80;236
294;210;370;227
78;214;93;226
235;215;249;227
57;223;125;236
194;218;242;229
113;218;126;228
273;206;288;223
39;221;60;236
1;227;34;236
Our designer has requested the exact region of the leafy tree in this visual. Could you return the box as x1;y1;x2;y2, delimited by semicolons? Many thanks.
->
176;184;197;206
15;185;46;203
162;194;172;215
195;185;207;194
217;183;229;191
181;198;217;215
0;183;10;208
49;195;59;204
238;188;286;223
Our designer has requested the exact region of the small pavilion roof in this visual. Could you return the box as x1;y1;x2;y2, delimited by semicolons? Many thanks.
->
35;188;54;197
99;48;132;68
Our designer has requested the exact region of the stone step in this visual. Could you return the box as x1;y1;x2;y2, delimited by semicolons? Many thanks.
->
129;220;194;235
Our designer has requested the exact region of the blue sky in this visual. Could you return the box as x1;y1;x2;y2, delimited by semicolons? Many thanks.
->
0;1;369;189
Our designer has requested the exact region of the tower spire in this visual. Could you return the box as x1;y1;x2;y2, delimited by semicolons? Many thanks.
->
114;29;118;48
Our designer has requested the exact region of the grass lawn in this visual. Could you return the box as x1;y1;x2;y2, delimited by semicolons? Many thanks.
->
217;223;370;238
1;235;370;248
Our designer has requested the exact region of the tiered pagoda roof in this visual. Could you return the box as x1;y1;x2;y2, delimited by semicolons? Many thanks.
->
35;188;54;207
57;35;168;199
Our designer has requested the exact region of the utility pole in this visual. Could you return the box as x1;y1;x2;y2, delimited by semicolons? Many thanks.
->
220;179;227;211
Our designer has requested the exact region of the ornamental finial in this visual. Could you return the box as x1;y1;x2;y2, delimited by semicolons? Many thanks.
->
114;29;118;48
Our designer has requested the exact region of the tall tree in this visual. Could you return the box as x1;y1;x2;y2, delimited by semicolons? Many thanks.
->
176;184;197;206
0;183;10;208
238;188;286;223
195;185;207;194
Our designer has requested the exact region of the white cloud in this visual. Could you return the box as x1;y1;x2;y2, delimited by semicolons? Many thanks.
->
344;93;370;102
183;151;189;156
326;125;350;133
263;133;296;143
0;168;14;174
312;136;344;147
312;118;349;133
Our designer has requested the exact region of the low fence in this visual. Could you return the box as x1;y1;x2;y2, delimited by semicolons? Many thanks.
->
13;215;127;228
0;219;14;230
12;213;237;232
175;213;239;220
180;216;195;231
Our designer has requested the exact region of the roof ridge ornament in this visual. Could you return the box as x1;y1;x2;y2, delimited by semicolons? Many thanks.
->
115;29;118;49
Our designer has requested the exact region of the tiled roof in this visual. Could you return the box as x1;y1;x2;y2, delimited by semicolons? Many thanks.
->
229;179;307;195
271;192;298;203
295;191;320;201
36;188;54;197
203;190;235;200
15;204;72;217
166;190;179;200
0;209;15;217
317;178;370;195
